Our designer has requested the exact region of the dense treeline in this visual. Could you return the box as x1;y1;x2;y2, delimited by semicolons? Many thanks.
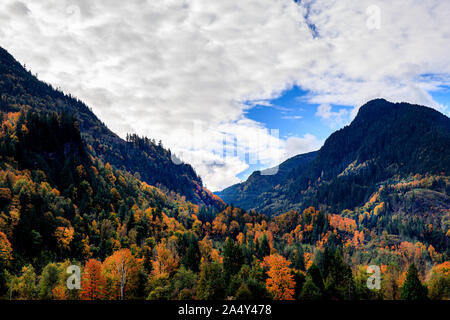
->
0;110;448;300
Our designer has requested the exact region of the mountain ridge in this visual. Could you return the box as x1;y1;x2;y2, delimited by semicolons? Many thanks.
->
216;151;318;212
218;99;450;215
0;47;223;209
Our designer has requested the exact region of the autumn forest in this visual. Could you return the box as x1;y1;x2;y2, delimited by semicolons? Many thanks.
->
0;46;449;302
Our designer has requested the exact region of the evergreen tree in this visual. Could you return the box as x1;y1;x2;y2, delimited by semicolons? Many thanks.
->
307;263;324;292
400;264;428;300
299;275;321;300
322;250;356;300
235;283;253;300
293;270;306;298
258;235;270;259
293;244;305;271
183;242;201;272
223;238;243;282
246;278;271;300
196;261;226;300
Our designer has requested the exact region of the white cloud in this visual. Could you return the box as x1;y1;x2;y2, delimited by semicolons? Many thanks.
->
173;149;250;192
284;134;323;160
0;0;449;190
315;104;349;128
294;0;450;116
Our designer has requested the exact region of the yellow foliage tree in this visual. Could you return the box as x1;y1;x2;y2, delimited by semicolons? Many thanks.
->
151;241;179;277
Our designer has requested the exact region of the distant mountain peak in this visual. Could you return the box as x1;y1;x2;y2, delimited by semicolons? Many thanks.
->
218;99;450;215
354;98;443;124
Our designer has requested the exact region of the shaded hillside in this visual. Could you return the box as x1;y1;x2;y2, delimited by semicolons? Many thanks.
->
0;110;204;266
0;47;223;208
2;111;90;193
219;99;450;215
216;151;317;211
289;99;450;211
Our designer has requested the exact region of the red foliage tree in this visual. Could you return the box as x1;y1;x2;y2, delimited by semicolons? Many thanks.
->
81;259;106;300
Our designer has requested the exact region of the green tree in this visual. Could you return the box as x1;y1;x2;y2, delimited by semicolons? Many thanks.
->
223;238;243;282
293;245;305;271
147;275;171;300
319;249;355;300
299;275;321;300
293;270;306;298
307;263;324;292
183;242;201;272
428;271;450;300
258;235;270;259
400;264;428;300
235;283;253;300
246;278;271;300
172;266;197;299
354;266;378;300
196;261;225;300
14;265;38;299
39;263;61;299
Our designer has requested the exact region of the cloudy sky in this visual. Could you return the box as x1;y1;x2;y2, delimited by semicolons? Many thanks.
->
1;0;449;191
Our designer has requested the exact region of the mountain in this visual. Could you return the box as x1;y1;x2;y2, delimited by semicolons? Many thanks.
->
218;99;450;215
0;49;448;301
216;151;317;212
0;109;208;265
0;47;223;209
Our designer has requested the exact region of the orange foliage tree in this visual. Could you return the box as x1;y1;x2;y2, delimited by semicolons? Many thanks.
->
262;254;295;300
102;249;141;300
0;231;12;266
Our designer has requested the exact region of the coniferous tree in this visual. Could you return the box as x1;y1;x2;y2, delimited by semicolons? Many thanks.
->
293;244;305;271
235;283;253;300
299;275;322;300
258;235;270;259
223;238;243;282
183;242;201;272
400;264;428;300
196;261;226;300
307;263;324;293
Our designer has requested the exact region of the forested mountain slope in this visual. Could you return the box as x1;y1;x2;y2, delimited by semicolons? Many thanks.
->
219;99;450;215
0;50;448;301
216;151;317;211
0;47;223;209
